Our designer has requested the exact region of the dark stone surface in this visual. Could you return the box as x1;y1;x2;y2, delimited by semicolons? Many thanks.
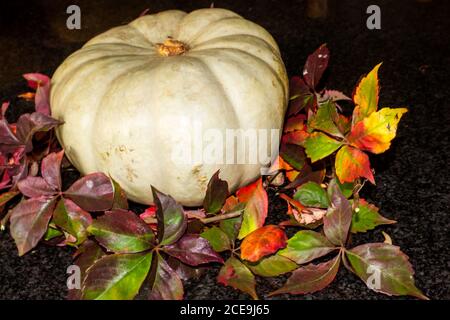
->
0;0;449;300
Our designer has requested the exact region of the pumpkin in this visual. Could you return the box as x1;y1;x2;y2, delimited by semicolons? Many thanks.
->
50;8;288;206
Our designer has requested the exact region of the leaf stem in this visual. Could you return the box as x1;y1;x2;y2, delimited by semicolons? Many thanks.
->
200;210;243;224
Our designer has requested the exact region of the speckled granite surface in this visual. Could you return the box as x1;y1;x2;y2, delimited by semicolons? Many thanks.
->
0;0;449;300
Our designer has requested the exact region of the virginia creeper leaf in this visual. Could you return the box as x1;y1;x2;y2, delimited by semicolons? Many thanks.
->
269;254;340;296
64;173;114;211
163;234;224;266
149;253;184;300
82;252;152;300
201;226;232;252
278;230;337;264
352;63;381;125
335;145;375;184
41;150;64;191
304;132;343;162
88;209;154;253
348;107;408;154
287;76;315;115
203;170;229;214
303;43;329;89
152;188;187;246
345;243;428;299
280;143;306;171
293;181;329;208
308;100;343;138
336;179;354;198
23;73;51;115
236;178;268;239
17;176;56;198
53;198;92;245
217;256;257;300
10;196;57;256
44;226;63;241
240;225;287;262
219;214;242;244
15;112;61;152
351;200;396;233
111;177;128;210
323;180;352;246
247;254;297;277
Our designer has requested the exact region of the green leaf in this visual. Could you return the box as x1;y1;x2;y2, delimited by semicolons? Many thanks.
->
82;252;152;300
152;188;187;246
217;257;257;300
88;209;154;253
323;180;352;246
149;253;184;300
279;143;306;171
351;200;396;233
111;177;128;210
203;170;229;214
293;181;329;208
201;226;232;252
345;243;428;299
247;254;297;277
269;254;341;296
304;132;343;162
308;100;343;138
219;213;242;244
53;198;92;245
336;179;354;198
278;230;337;264
44;226;63;241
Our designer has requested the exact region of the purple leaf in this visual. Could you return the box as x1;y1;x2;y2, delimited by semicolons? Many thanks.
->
163;234;224;266
23;73;51;115
64;173;114;211
0;119;20;145
345;243;428;300
67;240;105;300
53;198;92;245
41;150;64;191
149;253;184;300
15;112;61;152
152;187;187;246
17;176;57;198
1;101;9;118
287;76;315;116
166;257;204;281
303;44;329;90
0;190;19;206
269;253;340;296
323;180;352;246
203;170;229;214
217;256;257;299
10;196;57;256
87;209;155;253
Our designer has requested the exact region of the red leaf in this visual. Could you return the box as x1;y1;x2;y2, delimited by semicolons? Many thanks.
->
41;151;64;191
303;44;329;89
335;145;375;184
236;178;268;239
269;254;340;296
163;234;224;266
10;196;57;256
17;176;57;198
1;101;9;118
149;253;184;300
64;173;114;211
240;225;287;262
23;73;51;115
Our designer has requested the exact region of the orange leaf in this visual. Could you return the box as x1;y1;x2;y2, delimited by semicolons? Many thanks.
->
352;63;382;125
282;130;309;146
236;178;268;239
240;225;287;262
18;92;36;101
347;107;408;154
335;146;374;184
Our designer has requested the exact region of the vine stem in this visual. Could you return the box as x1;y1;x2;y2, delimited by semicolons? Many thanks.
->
142;210;243;225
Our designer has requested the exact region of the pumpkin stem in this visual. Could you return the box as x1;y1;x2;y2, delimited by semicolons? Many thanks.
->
156;37;188;56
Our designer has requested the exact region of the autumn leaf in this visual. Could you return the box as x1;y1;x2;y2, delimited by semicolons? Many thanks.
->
163;234;223;266
111;177;128;210
287;76;315;116
269;254;340;296
41;150;64;191
240;225;287;262
88;209;155;253
10;196;58;256
278;230;337;264
203;170;229;214
82;252;152;300
303;43;329;90
64;173;114;211
17;176;57;198
323;180;352;246
152;187;187;246
279;143;306;171
23;73;51;115
201;226;232;252
348;107;408;154
352;63;381;125
345;243;428;299
217;257;257;299
304;132;343;162
15;112;61;152
236;178;268;239
149;253;184;300
0;190;19;207
351;199;396;233
335;145;375;184
293;181;329;208
247;255;297;277
53;198;92;245
308;100;343;138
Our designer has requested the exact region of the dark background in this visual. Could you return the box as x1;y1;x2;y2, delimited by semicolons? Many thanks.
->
0;0;449;300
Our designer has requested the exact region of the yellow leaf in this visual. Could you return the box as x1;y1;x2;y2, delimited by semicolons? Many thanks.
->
352;63;382;124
